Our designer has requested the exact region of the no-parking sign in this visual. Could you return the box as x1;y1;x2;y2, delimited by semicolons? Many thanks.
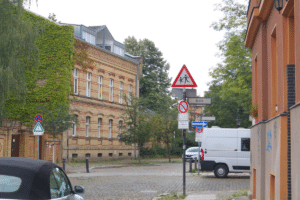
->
178;101;189;113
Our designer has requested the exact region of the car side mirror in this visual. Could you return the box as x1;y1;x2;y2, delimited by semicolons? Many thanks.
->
74;185;84;194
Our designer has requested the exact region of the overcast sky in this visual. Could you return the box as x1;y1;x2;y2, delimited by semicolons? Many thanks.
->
26;0;232;97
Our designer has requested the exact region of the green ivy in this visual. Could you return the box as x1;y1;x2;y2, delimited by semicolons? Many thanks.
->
4;10;75;126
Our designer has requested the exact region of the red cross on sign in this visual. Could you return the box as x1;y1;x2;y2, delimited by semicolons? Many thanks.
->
178;101;189;113
35;114;43;123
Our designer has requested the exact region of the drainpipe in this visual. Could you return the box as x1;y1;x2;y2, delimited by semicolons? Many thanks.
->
287;64;295;200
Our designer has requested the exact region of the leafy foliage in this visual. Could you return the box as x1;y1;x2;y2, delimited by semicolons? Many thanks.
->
152;108;178;162
0;0;39;125
37;104;78;139
3;9;75;127
204;0;252;128
119;95;155;163
124;36;173;112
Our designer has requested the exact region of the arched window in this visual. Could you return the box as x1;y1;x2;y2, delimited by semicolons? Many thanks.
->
119;82;123;104
109;119;113;138
98;118;102;138
72;115;78;136
98;76;102;99
86;117;90;137
73;69;78;95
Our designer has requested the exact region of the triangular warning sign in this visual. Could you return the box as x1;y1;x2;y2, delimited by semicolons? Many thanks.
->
33;122;44;136
172;65;197;87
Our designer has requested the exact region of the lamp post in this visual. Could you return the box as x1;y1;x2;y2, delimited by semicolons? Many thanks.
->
273;0;283;13
236;117;241;128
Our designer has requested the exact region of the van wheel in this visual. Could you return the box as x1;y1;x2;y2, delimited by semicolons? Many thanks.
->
214;164;228;178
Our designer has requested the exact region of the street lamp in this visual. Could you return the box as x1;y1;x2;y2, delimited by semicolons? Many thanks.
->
236;117;241;128
273;0;283;13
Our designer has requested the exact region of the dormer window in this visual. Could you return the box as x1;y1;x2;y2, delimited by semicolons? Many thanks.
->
82;31;95;45
114;46;124;56
105;46;111;51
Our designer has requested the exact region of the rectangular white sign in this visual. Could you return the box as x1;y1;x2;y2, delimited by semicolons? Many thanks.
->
178;121;189;129
202;116;216;121
188;97;212;105
195;133;202;142
178;113;189;121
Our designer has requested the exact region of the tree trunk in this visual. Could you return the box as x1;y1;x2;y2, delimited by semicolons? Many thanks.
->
167;143;171;163
138;145;141;164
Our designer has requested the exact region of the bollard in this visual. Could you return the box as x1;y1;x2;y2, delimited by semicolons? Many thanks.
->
63;158;66;171
194;157;197;169
189;159;193;172
86;157;89;173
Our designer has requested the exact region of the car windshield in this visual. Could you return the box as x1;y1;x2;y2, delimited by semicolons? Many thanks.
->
187;148;200;152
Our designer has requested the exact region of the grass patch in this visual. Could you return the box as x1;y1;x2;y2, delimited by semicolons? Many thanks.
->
186;168;199;173
225;189;248;200
159;192;186;200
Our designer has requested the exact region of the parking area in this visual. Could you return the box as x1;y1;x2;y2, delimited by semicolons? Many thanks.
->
68;162;250;200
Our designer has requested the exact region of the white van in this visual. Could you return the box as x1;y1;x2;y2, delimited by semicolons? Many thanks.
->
200;126;250;178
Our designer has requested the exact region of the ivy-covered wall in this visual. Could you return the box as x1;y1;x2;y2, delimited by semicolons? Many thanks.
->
4;11;75;125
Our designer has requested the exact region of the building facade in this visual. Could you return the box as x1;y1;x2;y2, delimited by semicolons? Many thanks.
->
246;0;300;199
63;24;142;161
0;11;142;163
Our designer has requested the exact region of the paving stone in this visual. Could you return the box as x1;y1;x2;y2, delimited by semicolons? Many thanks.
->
68;163;250;200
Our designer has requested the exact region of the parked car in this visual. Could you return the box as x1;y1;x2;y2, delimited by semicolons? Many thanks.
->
200;127;251;178
0;157;84;199
184;146;201;161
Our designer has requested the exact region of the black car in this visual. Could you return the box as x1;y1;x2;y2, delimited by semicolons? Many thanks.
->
0;157;84;199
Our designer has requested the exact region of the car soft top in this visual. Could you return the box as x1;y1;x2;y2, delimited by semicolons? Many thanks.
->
0;157;63;199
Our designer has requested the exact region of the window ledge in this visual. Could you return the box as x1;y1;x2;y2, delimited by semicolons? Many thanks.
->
85;136;91;139
98;137;103;140
72;135;78;138
108;137;114;140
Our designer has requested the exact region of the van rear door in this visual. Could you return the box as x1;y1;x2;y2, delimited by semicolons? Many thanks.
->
237;130;251;170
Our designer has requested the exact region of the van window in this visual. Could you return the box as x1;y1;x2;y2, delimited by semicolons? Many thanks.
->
241;138;250;151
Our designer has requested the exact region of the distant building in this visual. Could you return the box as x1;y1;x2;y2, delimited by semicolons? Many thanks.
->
246;0;299;199
62;23;143;160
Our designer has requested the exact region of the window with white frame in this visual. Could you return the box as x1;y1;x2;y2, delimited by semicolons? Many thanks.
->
119;82;123;104
86;117;90;137
109;119;113;138
82;31;95;45
114;46;124;56
128;125;130;135
98;76;103;99
109;79;114;101
98;118;102;138
72;115;78;136
86;72;91;97
128;84;132;105
73;69;78;95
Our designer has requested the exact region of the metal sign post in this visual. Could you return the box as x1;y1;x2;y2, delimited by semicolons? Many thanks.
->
182;88;186;196
172;65;197;197
34;115;44;160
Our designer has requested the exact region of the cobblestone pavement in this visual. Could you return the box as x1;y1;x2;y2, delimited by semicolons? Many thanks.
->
68;163;250;200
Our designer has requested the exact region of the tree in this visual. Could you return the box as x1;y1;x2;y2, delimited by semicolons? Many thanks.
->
153;108;178;163
37;104;78;163
48;13;57;22
124;36;173;112
0;0;39;125
204;0;252;128
119;95;154;164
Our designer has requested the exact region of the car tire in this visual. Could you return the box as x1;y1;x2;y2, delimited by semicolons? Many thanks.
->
214;164;228;178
